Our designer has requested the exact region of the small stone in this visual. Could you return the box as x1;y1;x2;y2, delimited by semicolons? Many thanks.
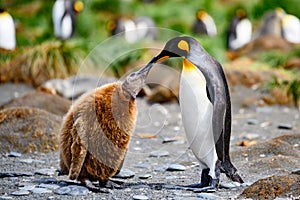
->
5;152;22;157
0;195;13;199
196;193;218;199
167;164;186;171
39;183;60;190
162;137;184;144
139;174;152;179
259;154;266;158
220;182;240;189
132;195;149;200
134;163;151;169
35;168;56;176
33;177;58;184
277;123;293;130
247;119;259;125
31;188;52;194
241;182;252;187
149;150;169;157
162;184;185;190
19;159;33;164
11;190;30;196
0;172;34;178
243;133;260;140
54;185;89;196
113;169;135;179
291;168;300;175
19;185;35;191
154;166;167;172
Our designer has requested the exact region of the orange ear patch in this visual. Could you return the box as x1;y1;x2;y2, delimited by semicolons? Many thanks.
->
178;40;190;53
183;59;196;71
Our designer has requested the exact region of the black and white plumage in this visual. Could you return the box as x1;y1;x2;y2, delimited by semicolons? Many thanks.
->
0;8;16;50
52;0;83;40
192;9;217;37
144;36;244;192
227;9;252;50
107;16;157;43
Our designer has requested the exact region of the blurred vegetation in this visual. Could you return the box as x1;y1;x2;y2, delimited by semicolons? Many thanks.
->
0;0;299;88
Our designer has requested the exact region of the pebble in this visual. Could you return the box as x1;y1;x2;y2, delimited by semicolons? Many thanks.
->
243;133;260;140
35;168;56;176
54;185;89;196
167;164;186;171
154;166;167;172
19;185;35;191
11;190;30;196
113;169;135;179
247;119;259;125
291;168;300;175
134;163;151;169
5;152;22;157
162;137;183;144
220;182;240;189
0;195;13;199
277;123;293;130
139;173;152;179
149;150;170;157
33;177;58;184
31;188;52;194
0;172;34;178
39;183;60;190
196;193;218;200
132;195;149;200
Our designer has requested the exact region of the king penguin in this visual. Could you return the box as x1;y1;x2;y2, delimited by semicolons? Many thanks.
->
192;9;217;37
227;9;252;50
59;60;155;190
52;0;83;40
281;14;300;44
0;8;16;50
144;36;244;191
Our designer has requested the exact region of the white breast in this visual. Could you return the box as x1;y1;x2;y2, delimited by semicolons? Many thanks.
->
230;19;252;50
52;0;66;38
282;15;300;44
179;65;216;162
0;12;16;50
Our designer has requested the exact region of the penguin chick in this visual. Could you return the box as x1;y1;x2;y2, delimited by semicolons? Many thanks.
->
0;8;16;50
192;9;217;37
59;61;154;188
227;9;252;50
52;0;84;40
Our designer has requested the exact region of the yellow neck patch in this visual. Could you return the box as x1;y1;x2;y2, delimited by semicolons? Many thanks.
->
178;40;190;53
0;11;9;17
183;59;196;71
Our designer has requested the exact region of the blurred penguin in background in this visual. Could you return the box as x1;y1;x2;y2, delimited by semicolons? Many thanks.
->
227;9;252;50
52;0;84;40
192;9;217;37
0;8;16;50
253;8;285;39
281;13;300;44
107;16;157;43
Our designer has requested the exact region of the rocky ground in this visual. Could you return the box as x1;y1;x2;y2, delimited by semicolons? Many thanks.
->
0;82;299;200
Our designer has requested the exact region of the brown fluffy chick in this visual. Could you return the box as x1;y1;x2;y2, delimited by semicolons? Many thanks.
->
59;61;154;189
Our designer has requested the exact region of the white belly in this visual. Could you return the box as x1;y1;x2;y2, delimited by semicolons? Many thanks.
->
0;13;16;50
179;63;217;173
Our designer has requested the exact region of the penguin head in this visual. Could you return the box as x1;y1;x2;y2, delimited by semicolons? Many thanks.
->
236;9;247;19
146;36;206;65
196;9;208;21
73;1;84;13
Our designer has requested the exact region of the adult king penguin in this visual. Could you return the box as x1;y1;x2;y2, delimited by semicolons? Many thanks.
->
227;9;252;50
192;9;217;37
0;8;16;50
52;0;83;40
143;36;244;191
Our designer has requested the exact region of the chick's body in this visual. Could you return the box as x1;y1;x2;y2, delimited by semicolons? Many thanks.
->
59;82;136;182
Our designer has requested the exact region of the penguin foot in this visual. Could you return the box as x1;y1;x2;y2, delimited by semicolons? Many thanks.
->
99;179;124;189
83;180;110;193
191;179;219;193
221;160;244;183
185;168;211;188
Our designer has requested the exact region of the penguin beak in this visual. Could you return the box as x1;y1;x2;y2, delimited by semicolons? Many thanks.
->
136;55;169;77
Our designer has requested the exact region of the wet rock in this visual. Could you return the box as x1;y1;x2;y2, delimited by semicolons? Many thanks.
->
19;185;35;191
0;171;34;178
149;150;170;157
0;91;71;116
35;168;56;176
31;188;52;194
0;107;61;153
132;195;149;200
113;169;135;179
42;75;116;99
138;173;152;179
167;164;186;171
277;123;293;130
54;185;89;196
5;152;22;157
241;174;300;199
11;190;30;196
33;177;58;184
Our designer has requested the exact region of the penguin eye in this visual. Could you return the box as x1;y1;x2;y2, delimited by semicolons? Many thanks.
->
177;40;190;54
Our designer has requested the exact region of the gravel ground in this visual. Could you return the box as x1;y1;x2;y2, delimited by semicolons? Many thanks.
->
0;84;299;199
